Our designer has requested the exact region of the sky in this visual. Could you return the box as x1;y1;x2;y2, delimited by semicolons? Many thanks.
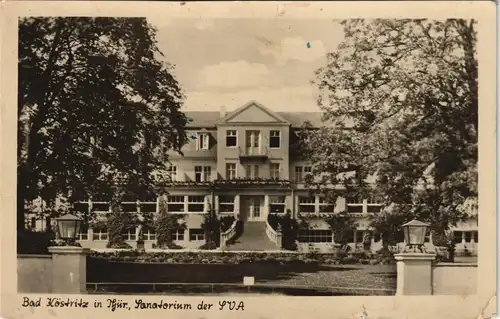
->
148;18;345;112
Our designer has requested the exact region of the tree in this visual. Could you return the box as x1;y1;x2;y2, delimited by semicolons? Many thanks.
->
307;19;478;238
18;17;188;231
155;196;185;249
324;213;358;247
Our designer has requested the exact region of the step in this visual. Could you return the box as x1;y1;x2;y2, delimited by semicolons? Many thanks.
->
225;222;278;251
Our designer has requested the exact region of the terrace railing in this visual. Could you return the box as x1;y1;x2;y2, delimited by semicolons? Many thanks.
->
265;220;282;249
220;220;238;249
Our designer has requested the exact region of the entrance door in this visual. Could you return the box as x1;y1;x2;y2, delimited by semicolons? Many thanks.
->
245;131;260;156
247;197;263;221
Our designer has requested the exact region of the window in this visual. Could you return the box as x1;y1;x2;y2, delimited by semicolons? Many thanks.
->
173;230;184;241
298;230;333;243
93;228;108;241
295;166;303;183
195;166;203;182
304;166;312;174
203;166;211;181
197;133;210;150
355;230;365;243
344;230;355;243
79;225;89;240
74;202;90;214
424;231;431;243
122;228;137;241
319;197;334;213
298;196;316;213
79;231;89;241
366;195;383;213
473;231;478;243
121;202;137;213
189;229;205;241
226;130;237;147
187;196;205;212
270;163;280;179
245;164;260;179
269;196;286;213
269;130;281;148
226;163;237;180
219;196;235;213
143;229;157;241
246;130;260;148
453;231;463;243
346;195;363;213
464;231;472;243
167;196;185;212
45;217;52;231
167;166;177;181
139;202;157;213
92;202;110;212
27;217;36;229
195;166;212;182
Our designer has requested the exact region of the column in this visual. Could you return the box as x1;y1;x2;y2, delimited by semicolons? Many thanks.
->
234;195;240;219
48;246;90;294
204;195;209;213
362;199;368;214
264;195;270;220
314;195;320;214
394;253;436;295
215;195;220;216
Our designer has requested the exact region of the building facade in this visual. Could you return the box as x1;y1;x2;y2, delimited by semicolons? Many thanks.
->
24;101;479;254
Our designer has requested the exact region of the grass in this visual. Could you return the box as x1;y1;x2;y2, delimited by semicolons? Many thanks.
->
87;258;396;295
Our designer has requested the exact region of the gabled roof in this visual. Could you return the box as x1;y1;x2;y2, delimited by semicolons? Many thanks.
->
217;100;289;124
185;111;325;128
184;101;327;128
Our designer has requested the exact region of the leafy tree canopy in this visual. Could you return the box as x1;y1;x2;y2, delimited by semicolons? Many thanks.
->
18;17;188;229
306;19;478;235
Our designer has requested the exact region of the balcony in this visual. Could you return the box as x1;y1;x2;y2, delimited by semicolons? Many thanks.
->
239;146;269;161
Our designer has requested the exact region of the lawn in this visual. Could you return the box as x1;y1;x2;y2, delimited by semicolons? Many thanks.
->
87;258;396;295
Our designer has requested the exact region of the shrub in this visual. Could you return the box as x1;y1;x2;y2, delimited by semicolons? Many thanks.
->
340;256;359;264
199;242;217;250
106;200;137;248
219;215;236;232
462;247;473;257
267;211;298;250
155;197;186;248
351;251;370;260
17;230;55;254
201;213;220;247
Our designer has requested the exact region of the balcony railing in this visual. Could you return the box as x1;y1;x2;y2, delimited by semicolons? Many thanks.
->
238;146;269;160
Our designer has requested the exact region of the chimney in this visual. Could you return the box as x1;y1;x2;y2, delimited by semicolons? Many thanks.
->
220;105;226;118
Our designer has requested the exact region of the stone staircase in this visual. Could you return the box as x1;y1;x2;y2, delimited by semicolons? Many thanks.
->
225;222;278;251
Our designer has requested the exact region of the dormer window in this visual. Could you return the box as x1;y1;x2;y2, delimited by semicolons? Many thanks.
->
197;133;210;150
270;130;281;148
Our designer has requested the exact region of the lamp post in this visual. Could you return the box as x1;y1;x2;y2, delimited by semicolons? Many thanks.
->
401;219;429;253
55;213;82;246
49;213;89;294
394;218;436;296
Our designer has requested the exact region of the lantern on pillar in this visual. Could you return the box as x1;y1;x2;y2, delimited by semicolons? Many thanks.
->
401;219;429;252
55;214;82;245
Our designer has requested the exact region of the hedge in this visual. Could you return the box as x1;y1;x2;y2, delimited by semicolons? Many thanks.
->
88;250;396;266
